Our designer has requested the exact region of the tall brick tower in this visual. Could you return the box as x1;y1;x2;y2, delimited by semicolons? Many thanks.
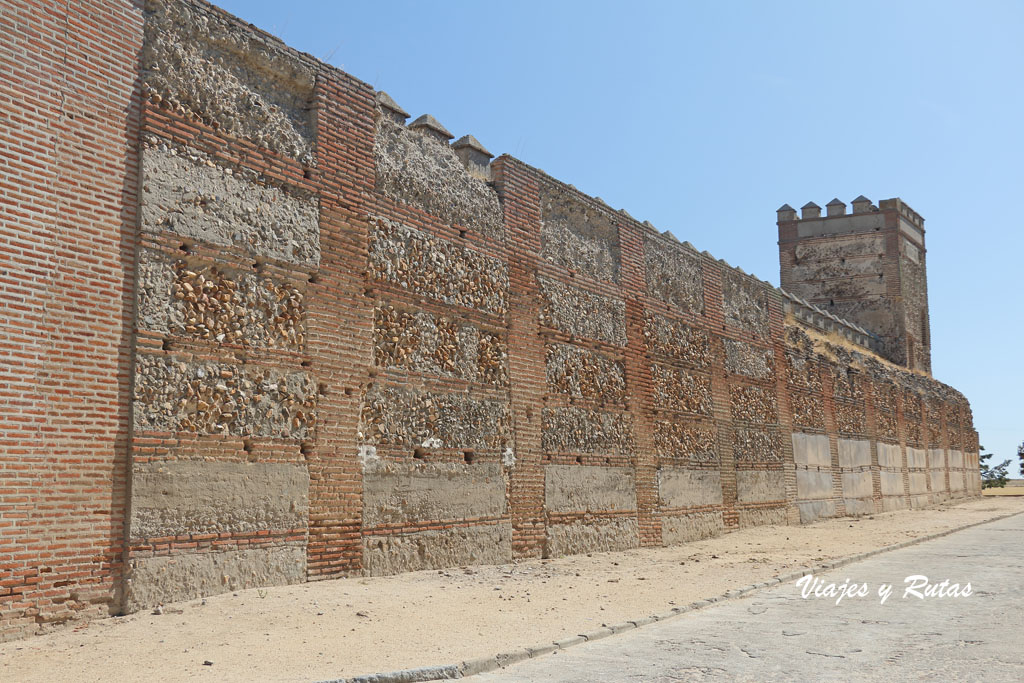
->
777;196;931;374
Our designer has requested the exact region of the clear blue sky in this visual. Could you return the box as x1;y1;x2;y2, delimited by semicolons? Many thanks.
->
218;0;1023;474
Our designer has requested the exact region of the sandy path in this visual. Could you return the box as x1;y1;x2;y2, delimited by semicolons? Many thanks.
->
3;497;1021;682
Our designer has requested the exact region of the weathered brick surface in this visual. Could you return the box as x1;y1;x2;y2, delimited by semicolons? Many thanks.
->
0;0;143;641
0;0;981;641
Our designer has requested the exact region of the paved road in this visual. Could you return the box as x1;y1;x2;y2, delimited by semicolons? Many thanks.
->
473;514;1024;682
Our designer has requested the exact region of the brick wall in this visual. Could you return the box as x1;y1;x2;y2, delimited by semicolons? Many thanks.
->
0;0;143;641
0;0;981;639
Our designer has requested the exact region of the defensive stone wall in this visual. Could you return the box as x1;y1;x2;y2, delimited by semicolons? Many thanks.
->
0;0;980;640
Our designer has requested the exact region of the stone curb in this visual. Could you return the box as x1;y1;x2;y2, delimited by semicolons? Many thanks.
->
317;509;1023;683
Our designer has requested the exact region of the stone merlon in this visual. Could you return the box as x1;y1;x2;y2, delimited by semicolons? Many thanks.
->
452;134;493;181
826;198;846;217
409;113;453;143
800;201;821;219
851;194;875;213
777;204;797;221
376;90;409;124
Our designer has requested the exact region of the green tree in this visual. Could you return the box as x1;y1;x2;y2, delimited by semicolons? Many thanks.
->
980;445;1011;488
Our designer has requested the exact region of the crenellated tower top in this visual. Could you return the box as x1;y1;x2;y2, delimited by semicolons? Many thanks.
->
777;195;931;374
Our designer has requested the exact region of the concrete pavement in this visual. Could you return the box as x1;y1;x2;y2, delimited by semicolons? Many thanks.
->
473;513;1024;682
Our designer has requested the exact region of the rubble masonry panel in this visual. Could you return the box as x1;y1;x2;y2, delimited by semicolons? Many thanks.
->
793;433;831;467
721;269;770;338
363;523;512;576
736;470;786;504
546;342;626;403
724;339;774;380
140;140;319;266
137;248;305;349
796;470;834;501
661;512;725;545
651;363;712;415
837;439;871;468
643;236;704;313
654;421;719;464
538;276;627;346
141;0;315;162
373;304;508;386
130;460;308;539
133;354;316;438
544;464;637;513
359;384;511;451
643;314;711;368
375;114;503;241
541;406;635;457
545;518;639;557
540;186;621;283
368;216;508;315
126;545;306;612
658;468;723;508
361;461;507;528
841;471;874;499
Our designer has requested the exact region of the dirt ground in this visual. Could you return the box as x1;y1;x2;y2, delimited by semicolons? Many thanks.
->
3;497;1021;683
